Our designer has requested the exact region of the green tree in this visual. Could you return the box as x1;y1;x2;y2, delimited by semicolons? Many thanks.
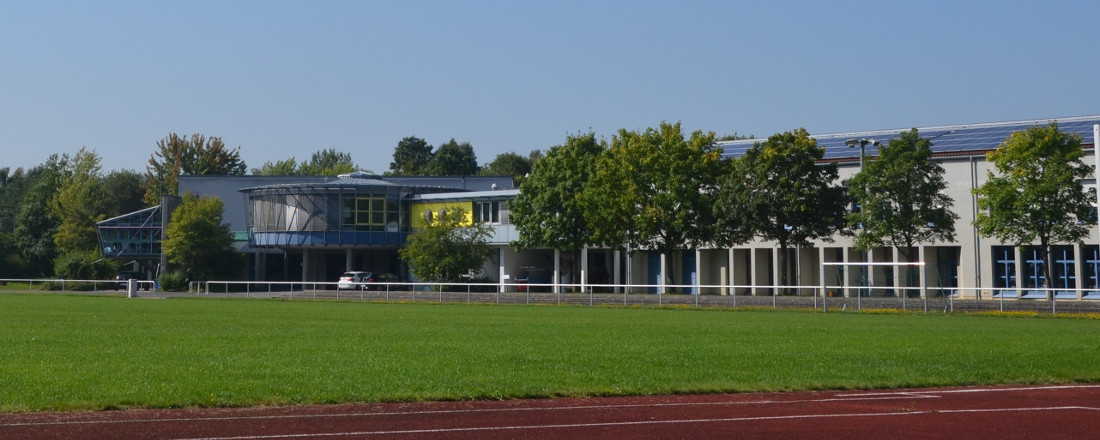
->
0;167;31;233
399;208;493;283
14;155;67;275
716;132;753;141
298;149;357;175
973;122;1094;299
480;151;533;180
585;122;722;287
251;158;299;176
144;133;247;205
510;133;606;280
425;139;479;176
53;249;116;281
252;149;360;176
51;148;111;254
162;193;243;281
103;169;147;215
847;130;959;254
847;129;959;295
716;128;849;294
389;136;434;175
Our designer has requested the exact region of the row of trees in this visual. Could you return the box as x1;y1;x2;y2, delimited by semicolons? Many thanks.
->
0;130;539;279
0;149;146;278
510;122;1092;298
387;136;542;180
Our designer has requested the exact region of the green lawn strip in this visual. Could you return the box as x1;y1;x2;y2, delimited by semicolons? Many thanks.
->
0;294;1096;412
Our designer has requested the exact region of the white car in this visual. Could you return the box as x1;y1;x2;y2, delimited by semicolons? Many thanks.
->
337;271;374;290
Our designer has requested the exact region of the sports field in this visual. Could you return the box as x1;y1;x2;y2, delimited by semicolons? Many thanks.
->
1;293;1097;412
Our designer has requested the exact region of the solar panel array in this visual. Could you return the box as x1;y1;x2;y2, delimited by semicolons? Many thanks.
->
717;116;1100;161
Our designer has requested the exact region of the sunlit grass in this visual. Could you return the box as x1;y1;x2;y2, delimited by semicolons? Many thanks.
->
0;293;1097;411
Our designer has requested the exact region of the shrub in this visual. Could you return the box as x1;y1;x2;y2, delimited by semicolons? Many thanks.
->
53;251;116;281
158;271;189;292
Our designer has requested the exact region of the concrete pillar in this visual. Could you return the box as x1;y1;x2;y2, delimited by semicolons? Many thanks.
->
302;249;310;283
728;248;735;295
345;248;353;272
659;253;667;294
581;246;588;293
843;247;852;298
749;249;757;296
695;249;702;295
498;248;506;293
772;248;780;295
613;249;621;293
1074;244;1085;300
915;245;924;301
553;248;561;294
819;247;826;299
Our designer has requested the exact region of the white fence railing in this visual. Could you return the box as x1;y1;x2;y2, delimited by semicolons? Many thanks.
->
5;278;1100;315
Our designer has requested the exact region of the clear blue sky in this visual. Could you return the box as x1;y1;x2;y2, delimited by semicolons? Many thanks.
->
2;1;1097;173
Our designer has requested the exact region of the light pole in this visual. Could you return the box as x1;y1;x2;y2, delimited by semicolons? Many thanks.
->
845;138;878;299
845;138;879;169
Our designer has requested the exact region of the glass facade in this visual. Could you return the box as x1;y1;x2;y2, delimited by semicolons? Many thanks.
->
96;206;162;258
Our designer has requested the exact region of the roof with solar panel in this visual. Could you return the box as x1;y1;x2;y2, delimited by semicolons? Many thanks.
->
716;115;1100;161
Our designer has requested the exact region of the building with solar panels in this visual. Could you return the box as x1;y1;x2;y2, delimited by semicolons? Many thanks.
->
95;115;1100;300
706;115;1100;300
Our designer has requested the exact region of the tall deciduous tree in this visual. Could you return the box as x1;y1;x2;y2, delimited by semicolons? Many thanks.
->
298;149;357;175
0;167;31;234
51;147;111;254
973;122;1094;299
144;133;247;205
716;128;849;294
511;133;605;274
585;122;722;287
480;152;533;180
162;193;243;281
847;129;958;295
14;155;66;274
399;208;493;283
252;149;359;176
103;169;147;215
251;158;299;176
426;139;479;176
847;129;958;253
389;136;434;175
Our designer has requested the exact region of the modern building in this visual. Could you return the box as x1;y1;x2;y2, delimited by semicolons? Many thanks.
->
97;115;1100;299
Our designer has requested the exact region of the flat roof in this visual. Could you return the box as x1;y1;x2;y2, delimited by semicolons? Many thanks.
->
717;115;1100;161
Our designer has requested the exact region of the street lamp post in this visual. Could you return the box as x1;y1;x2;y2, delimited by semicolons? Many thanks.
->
845;138;879;169
845;138;879;300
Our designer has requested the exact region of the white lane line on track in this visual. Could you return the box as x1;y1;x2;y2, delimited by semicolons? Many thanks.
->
4;384;1097;428
836;384;1100;398
167;406;1100;440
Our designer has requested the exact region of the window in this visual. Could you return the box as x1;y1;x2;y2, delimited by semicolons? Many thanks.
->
475;201;500;224
1084;246;1100;290
1051;246;1075;289
343;196;394;231
992;246;1016;289
1021;247;1045;289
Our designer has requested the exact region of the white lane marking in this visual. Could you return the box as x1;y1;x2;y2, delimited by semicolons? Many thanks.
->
836;384;1100;398
4;384;1098;428
166;406;1100;440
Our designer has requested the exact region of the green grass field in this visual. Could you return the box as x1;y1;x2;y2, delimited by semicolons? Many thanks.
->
1;293;1097;412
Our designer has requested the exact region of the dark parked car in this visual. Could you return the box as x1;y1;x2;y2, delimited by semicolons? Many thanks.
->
114;271;146;290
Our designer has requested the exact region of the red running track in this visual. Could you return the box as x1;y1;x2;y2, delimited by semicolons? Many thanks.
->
2;385;1099;439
